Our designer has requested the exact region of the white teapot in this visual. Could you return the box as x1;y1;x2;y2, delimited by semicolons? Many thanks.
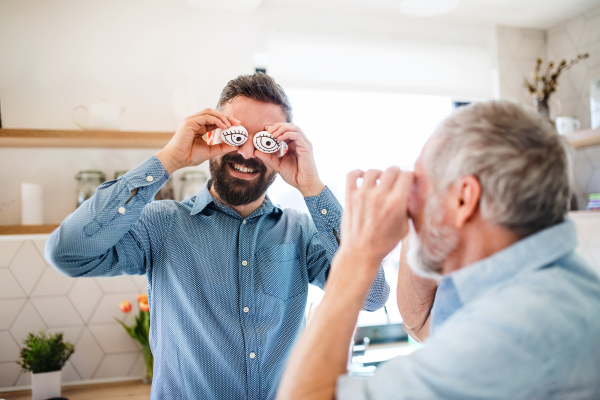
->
72;100;126;130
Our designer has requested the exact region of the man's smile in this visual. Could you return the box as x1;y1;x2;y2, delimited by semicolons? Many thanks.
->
227;162;260;180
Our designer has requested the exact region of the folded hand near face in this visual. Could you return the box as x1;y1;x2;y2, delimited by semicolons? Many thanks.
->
339;167;414;270
156;109;240;175
254;123;325;197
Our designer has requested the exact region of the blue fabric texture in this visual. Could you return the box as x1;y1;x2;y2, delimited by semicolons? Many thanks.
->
45;155;389;400
337;220;600;399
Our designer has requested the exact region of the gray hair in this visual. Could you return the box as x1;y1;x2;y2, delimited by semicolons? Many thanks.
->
425;100;572;238
216;72;293;123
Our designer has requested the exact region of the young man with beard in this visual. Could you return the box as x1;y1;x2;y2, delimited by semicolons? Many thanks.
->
276;100;600;400
46;73;389;400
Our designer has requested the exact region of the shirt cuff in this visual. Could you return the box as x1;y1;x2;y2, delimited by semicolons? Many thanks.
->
337;374;370;400
120;155;171;201
304;186;342;233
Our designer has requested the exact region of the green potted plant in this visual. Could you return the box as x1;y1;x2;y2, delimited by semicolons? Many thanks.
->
18;331;75;400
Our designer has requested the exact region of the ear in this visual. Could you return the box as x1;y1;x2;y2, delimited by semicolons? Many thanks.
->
452;175;481;229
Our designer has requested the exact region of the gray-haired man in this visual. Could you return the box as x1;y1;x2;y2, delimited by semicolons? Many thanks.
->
277;100;600;400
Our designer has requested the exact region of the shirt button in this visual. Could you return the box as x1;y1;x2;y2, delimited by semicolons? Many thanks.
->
243;307;249;313
321;209;327;215
118;207;126;214
242;219;247;225
146;175;154;182
242;260;248;266
249;352;256;359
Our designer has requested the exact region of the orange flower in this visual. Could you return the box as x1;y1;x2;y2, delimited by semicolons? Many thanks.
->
137;294;148;304
139;301;149;312
119;300;132;313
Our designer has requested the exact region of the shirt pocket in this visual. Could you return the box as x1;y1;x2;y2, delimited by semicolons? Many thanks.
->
256;244;307;301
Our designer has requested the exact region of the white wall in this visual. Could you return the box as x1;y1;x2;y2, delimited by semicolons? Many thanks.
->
0;0;496;131
496;5;600;129
496;5;600;210
0;0;498;226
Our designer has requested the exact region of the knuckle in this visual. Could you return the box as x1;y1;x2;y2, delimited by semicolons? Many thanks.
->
347;169;361;180
387;166;401;176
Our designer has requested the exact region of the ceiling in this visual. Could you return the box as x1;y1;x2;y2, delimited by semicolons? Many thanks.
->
263;0;600;29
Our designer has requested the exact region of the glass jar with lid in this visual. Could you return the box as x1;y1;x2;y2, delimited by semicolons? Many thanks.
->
114;170;129;180
75;170;105;207
180;171;208;200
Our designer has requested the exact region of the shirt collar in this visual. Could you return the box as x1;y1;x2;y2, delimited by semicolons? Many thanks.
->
448;219;579;305
189;180;282;219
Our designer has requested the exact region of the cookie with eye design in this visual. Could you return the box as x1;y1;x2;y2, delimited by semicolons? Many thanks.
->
253;131;282;154
220;125;248;146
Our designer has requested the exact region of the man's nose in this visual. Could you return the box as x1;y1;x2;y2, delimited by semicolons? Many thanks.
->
237;139;256;159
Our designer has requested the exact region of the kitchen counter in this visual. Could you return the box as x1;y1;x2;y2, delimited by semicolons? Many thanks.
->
0;380;151;400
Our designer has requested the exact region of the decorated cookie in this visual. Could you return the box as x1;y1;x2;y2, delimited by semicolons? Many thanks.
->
253;131;282;154
220;125;248;146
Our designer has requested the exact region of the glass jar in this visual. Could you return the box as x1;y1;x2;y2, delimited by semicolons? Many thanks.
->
180;171;208;200
75;170;105;207
114;170;129;180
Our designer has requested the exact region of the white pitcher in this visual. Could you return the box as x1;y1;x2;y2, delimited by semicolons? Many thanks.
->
72;100;126;130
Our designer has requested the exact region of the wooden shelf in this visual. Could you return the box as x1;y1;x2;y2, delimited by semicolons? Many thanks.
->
0;128;173;148
566;127;600;149
0;225;60;235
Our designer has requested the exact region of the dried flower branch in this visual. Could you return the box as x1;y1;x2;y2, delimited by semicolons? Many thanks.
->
524;53;589;121
524;53;589;100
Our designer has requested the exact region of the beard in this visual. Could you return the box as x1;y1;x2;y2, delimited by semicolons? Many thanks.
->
406;195;459;280
209;152;277;207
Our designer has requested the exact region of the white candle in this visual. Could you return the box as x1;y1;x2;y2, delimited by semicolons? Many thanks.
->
21;183;44;225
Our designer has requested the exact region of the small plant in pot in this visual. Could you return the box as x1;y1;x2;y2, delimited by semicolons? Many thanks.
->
18;331;75;400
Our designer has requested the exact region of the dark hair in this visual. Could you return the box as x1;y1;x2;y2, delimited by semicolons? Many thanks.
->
216;72;293;122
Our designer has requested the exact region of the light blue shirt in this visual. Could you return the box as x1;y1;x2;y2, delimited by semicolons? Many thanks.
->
338;219;600;399
46;156;390;400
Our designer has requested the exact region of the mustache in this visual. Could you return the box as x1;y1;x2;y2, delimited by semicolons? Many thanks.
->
222;153;266;172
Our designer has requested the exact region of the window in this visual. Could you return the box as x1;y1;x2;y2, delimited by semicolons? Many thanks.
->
267;88;453;326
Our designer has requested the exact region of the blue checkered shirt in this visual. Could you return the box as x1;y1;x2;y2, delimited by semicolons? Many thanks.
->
46;155;389;400
337;220;600;399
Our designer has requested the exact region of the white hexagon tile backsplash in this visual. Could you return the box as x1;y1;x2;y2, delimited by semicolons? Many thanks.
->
0;237;147;390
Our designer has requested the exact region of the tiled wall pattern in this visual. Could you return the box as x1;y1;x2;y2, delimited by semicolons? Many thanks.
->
496;5;600;210
547;5;600;131
497;26;548;106
572;213;600;277
572;144;600;211
0;236;147;391
547;5;600;210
